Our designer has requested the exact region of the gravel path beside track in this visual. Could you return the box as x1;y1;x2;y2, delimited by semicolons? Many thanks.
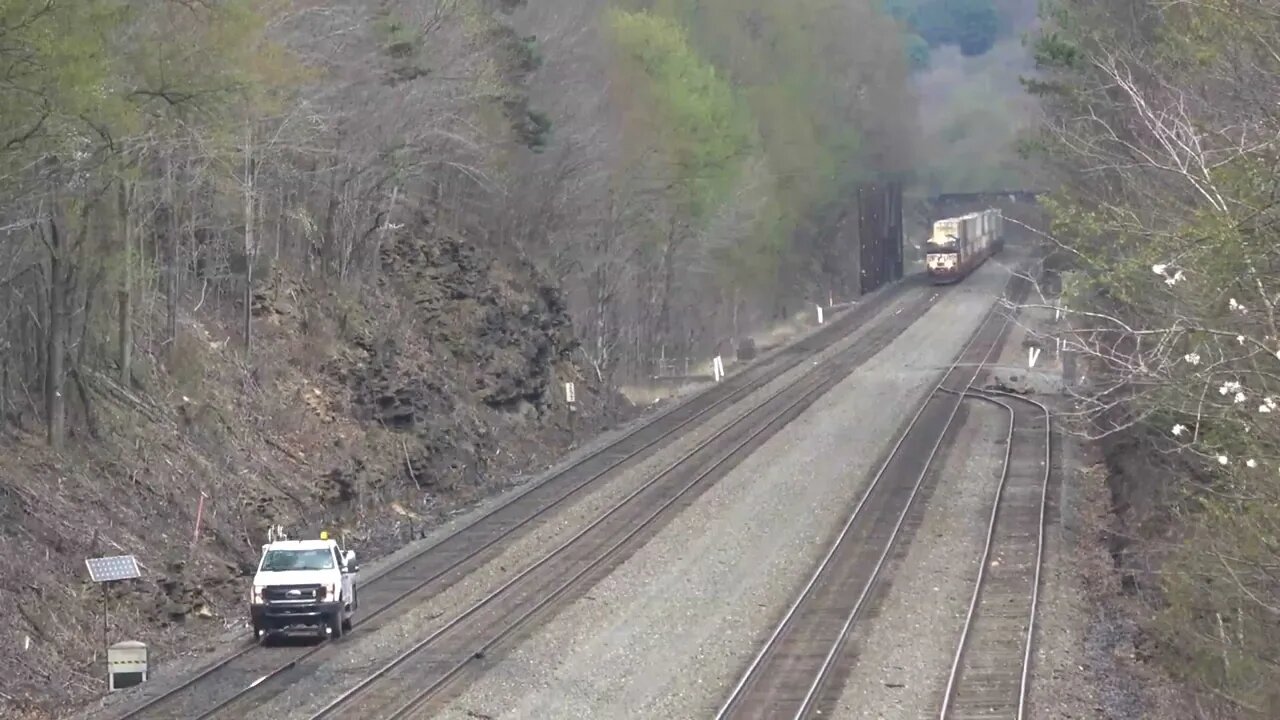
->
1028;454;1105;720
427;260;1016;720
829;401;1008;719
231;276;940;719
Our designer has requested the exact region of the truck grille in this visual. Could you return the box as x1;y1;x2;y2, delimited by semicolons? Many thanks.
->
263;584;325;602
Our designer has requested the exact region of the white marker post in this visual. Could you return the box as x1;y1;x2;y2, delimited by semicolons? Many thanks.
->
712;356;725;382
565;382;577;445
1028;346;1042;368
189;491;209;558
816;305;824;325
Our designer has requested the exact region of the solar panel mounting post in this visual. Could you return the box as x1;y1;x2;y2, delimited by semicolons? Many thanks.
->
102;583;108;681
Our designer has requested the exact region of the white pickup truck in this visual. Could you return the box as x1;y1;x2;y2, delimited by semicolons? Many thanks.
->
248;532;359;642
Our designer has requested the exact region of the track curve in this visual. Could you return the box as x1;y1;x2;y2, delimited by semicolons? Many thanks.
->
715;269;1035;720
937;389;1051;720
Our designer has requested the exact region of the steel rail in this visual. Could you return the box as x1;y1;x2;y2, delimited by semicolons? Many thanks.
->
115;286;920;720
305;315;905;720
715;297;1011;720
131;372;750;720
789;309;1010;719
934;388;1016;716
130;374;744;720
183;361;771;720
936;388;1051;720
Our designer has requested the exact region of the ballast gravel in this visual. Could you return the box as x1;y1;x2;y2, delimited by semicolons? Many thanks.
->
246;275;937;718
428;260;1016;720
76;278;892;720
830;398;1010;718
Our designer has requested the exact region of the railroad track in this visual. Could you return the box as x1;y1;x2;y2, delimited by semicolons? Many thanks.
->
298;287;941;720
714;274;1033;720
936;388;1051;720
108;278;937;720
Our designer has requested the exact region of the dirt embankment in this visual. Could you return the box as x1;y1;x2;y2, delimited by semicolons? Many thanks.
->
0;222;637;719
1059;424;1237;719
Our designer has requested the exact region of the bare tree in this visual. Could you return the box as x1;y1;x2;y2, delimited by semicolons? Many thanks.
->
1028;0;1280;712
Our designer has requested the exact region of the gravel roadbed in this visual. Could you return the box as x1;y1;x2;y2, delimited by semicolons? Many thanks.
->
75;280;906;720
830;400;1008;718
246;275;937;718
426;261;1014;719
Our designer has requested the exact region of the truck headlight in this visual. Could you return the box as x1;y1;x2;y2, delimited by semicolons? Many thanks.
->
251;586;264;604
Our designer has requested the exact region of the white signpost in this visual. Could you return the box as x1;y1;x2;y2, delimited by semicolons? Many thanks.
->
712;356;725;383
565;381;578;445
1028;346;1042;368
816;305;824;325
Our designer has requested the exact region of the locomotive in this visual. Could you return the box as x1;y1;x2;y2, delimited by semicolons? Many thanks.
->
924;208;1004;284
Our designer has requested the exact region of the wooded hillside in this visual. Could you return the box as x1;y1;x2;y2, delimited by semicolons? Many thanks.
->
0;0;937;715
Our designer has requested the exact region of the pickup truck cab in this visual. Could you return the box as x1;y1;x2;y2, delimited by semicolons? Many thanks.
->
249;533;359;642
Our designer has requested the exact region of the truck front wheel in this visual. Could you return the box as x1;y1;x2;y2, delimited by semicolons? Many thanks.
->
253;620;271;646
327;609;344;639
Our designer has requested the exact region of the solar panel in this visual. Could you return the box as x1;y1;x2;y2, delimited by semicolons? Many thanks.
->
86;555;141;583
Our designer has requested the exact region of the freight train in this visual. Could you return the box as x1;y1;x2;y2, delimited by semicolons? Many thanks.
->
924;208;1004;284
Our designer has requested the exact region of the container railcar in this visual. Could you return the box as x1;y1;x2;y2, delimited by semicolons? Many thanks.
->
925;207;1004;284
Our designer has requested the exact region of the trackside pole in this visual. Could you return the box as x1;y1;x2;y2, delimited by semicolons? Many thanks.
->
103;583;108;686
564;382;577;446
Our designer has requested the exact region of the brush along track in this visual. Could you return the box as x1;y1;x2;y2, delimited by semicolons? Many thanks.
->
109;280;935;720
715;274;1033;720
936;389;1051;720
301;292;939;720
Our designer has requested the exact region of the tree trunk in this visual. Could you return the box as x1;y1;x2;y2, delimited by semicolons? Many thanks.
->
243;123;257;355
118;180;134;385
731;285;740;341
321;158;340;275
656;215;680;357
374;185;400;268
1;316;10;427
164;155;179;358
22;305;39;407
33;270;46;402
45;217;67;449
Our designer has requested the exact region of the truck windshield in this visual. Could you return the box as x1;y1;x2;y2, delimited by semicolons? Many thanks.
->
260;549;334;572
